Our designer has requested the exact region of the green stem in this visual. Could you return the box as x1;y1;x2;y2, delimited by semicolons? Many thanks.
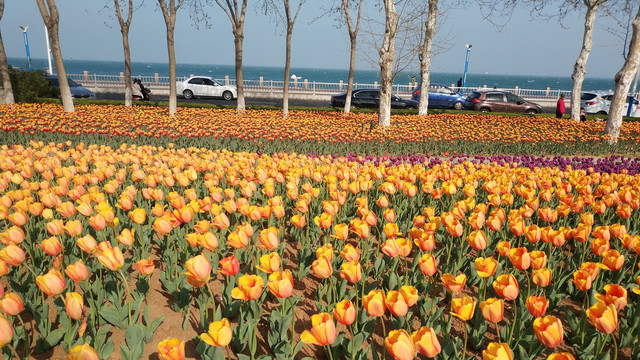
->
461;325;468;360
206;283;218;322
495;322;501;343
7;344;21;360
17;314;30;360
348;324;356;360
118;269;132;325
325;345;335;360
611;333;618;360
508;300;517;347
524;269;531;300
380;317;387;360
288;298;297;360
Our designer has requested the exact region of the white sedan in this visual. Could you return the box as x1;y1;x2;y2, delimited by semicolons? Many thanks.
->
176;76;237;100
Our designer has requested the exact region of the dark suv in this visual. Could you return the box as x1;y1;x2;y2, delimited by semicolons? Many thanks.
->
330;88;418;109
464;90;542;114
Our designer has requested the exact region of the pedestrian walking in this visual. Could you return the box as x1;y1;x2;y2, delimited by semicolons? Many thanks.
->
555;94;565;119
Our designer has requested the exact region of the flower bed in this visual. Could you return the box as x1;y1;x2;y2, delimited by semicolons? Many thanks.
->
0;105;639;360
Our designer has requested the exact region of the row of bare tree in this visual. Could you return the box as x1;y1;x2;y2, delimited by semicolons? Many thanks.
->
0;0;638;143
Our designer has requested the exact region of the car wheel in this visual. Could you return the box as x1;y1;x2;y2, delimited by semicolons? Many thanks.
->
597;111;607;115
480;107;490;113
223;91;233;101
183;90;194;100
526;109;537;114
453;101;463;110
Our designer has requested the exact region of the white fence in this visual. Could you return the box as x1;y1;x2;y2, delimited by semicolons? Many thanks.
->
67;72;574;100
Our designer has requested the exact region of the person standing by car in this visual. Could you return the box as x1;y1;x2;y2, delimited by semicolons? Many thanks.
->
555;93;565;119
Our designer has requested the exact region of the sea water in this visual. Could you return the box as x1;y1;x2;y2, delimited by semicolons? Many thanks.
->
10;57;616;92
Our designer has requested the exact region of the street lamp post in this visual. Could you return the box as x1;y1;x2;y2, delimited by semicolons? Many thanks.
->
20;26;32;70
462;44;472;91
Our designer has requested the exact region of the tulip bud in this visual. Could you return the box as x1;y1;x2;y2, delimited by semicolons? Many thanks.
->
333;299;356;326
158;338;185;360
384;329;415;360
1;293;24;316
300;313;336;346
200;318;232;347
65;292;84;320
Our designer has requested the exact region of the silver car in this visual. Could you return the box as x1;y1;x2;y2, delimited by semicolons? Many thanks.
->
176;76;237;100
601;94;640;118
580;91;611;114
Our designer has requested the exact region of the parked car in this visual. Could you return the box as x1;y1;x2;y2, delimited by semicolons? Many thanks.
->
46;74;96;99
463;89;542;114
330;88;418;109
177;76;237;100
580;91;611;115
600;94;640;117
411;84;466;110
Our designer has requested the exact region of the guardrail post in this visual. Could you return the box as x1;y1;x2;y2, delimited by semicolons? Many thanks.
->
374;81;378;88
514;86;519;95
83;71;89;82
225;76;229;85
339;80;343;91
304;79;308;90
154;73;159;84
545;87;550;97
483;85;487;88
120;72;124;84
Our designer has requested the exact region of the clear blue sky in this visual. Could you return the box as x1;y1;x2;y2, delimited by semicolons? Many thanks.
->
3;0;630;79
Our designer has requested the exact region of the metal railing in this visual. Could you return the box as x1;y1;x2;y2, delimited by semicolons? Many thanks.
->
67;72;575;100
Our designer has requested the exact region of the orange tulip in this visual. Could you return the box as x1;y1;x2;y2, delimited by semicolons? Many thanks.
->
482;342;513;360
256;252;281;274
158;338;185;360
68;343;100;360
508;247;530;270
496;241;511;257
301;312;336;346
0;293;24;316
340;243;360;261
258;227;280;250
475;257;498;278
332;223;349;241
441;273;467;293
63;220;83;237
480;298;504;323
0;226;24;245
492;274;519;301
65;292;84;320
40;236;63;256
451;295;476;321
76;235;97;253
586;301;618;334
316;243;334;261
128;208;146;225
572;270;592;291
184;254;211;288
311;256;333;279
267;269;294;298
533;315;564;347
600;249;624;271
97;246;125;271
0;244;26;266
532;268;552;287
218;255;240;276
350;218;370;239
117;228;135;246
412;326;441;358
595;284;627;310
333;299;356;326
291;214;307;228
467;230;487;250
547;353;576;360
526;296;548;317
231;274;264;301
135;258;155;276
36;269;66;296
200;318;233;347
211;213;230;229
363;289;386;317
530;250;547;270
418;253;437;276
591;238;610;256
385;329;415;360
65;260;89;282
339;261;362;283
0;315;13;347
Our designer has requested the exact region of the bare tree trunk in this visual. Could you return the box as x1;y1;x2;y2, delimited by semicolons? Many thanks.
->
570;1;603;121
0;0;14;104
114;0;134;107
378;0;399;127
605;4;640;144
36;0;74;112
342;0;364;115
418;0;438;115
158;0;184;116
215;0;247;113
283;24;292;116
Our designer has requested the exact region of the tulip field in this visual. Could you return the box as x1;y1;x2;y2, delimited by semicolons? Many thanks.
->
1;103;640;360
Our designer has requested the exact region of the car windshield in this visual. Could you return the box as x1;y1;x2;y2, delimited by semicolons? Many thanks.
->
466;92;481;100
581;93;598;101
